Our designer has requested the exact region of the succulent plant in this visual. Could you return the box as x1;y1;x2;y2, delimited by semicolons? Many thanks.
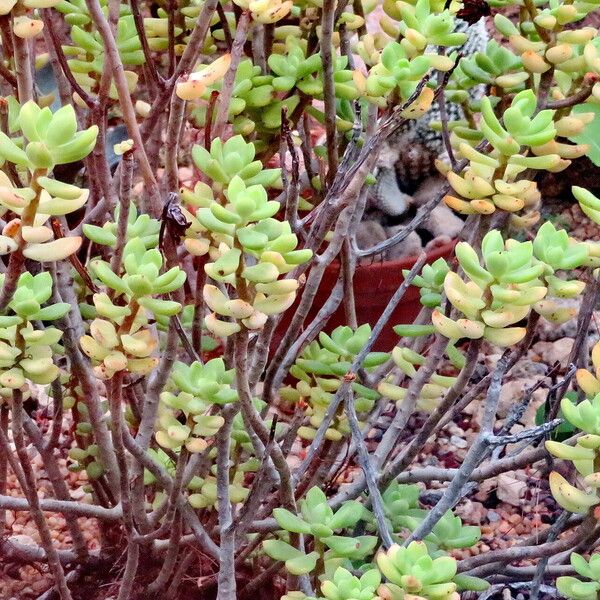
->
376;541;459;600
185;170;312;337
156;358;237;452
319;567;382;600
83;203;160;249
189;135;281;191
189;58;280;134
545;382;600;514
432;227;588;346
378;346;458;412
453;39;523;90
80;238;185;379
379;482;482;554
0;272;69;393
234;0;293;24
558;553;600;600
268;38;358;102
1;0;600;596
263;487;375;576
403;258;450;309
575;340;600;397
280;325;388;440
176;54;232;101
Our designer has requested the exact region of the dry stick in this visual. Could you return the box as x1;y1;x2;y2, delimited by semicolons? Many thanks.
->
136;319;179;449
459;518;600;578
0;57;15;88
46;373;64;451
147;513;182;595
363;306;433;391
233;419;280;543
165;550;198;600
216;408;237;600
164;92;188;193
550;273;600;420
406;352;511;544
11;390;73;600
204;90;219;150
341;239;358;329
110;149;134;273
281;108;301;230
190;260;206;360
234;329;297;510
11;8;33;102
129;0;163;90
236;435;577;534
216;1;233;49
498;565;578;580
85;0;162;216
258;175;369;389
0;422;29;498
54;262;120;495
330;335;459;507
264;277;345;393
386;427;584;487
40;9;96;108
121;427;220;559
40;12;72;108
291;80;375;252
436;48;456;168
380;339;482;483
294;440;335;501
212;10;251;140
529;511;570;600
437;372;493;432
321;0;338;186
22;416;89;560
251;23;266;73
109;372;139;600
239;560;284;599
345;388;394;548
435;312;541;434
0;537;97;566
375;335;447;469
355;176;451;258
546;73;599;109
0;494;121;519
294;253;428;482
79;55;121;226
138;0;219;144
0;405;7;530
264;155;377;400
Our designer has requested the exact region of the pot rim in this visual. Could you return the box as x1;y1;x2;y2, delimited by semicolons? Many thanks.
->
324;239;457;275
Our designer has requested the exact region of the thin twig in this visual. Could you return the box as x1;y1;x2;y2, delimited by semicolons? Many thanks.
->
345;387;394;548
294;253;428;482
406;352;510;543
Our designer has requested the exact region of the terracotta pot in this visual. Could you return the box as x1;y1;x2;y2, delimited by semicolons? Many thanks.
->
273;239;457;352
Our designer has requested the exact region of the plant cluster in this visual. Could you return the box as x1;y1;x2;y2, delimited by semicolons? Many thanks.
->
0;0;600;599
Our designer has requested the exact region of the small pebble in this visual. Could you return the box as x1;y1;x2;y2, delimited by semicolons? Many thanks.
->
487;510;501;523
449;434;468;449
